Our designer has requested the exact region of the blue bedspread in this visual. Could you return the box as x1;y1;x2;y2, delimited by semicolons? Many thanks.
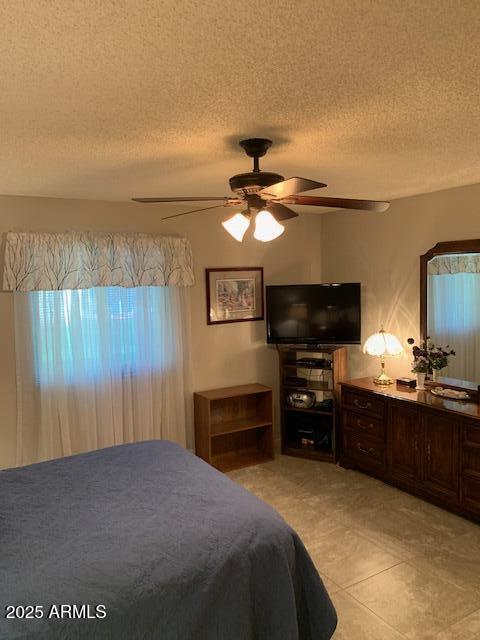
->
0;441;337;639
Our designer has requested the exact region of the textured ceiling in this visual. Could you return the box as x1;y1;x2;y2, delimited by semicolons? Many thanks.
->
0;0;479;208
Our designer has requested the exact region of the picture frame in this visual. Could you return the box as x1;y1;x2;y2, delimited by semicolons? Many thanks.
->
206;267;264;325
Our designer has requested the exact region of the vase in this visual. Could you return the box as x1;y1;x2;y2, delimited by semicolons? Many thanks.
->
432;369;441;382
416;372;426;390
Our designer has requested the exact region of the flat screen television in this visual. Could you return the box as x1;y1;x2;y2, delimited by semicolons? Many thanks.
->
266;283;361;345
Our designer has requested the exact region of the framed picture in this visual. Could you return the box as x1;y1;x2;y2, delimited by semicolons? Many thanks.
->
206;267;264;324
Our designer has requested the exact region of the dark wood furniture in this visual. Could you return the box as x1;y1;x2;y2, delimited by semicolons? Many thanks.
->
194;383;274;471
340;378;480;522
278;346;347;462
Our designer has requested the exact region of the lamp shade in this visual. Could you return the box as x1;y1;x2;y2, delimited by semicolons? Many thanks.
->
253;210;284;242
222;213;250;242
363;330;403;357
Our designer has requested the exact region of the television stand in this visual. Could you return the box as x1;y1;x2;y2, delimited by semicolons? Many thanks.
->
277;345;347;462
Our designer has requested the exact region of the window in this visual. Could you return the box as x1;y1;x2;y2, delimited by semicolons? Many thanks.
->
29;286;171;385
8;229;192;464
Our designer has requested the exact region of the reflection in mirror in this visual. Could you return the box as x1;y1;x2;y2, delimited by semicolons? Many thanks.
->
427;252;480;382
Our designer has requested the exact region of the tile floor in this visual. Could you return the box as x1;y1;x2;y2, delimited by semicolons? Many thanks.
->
228;455;480;640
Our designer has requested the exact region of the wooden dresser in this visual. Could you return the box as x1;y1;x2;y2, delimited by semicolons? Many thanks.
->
340;378;480;522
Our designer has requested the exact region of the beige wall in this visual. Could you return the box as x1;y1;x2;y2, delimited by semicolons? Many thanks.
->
0;195;323;468
321;182;480;381
4;181;479;468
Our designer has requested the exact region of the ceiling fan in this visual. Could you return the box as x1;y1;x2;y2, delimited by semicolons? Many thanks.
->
132;138;390;242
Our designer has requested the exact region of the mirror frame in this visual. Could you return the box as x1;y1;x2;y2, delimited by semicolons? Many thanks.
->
420;239;480;341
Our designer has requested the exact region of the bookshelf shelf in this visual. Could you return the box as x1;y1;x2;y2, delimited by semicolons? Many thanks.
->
194;384;274;472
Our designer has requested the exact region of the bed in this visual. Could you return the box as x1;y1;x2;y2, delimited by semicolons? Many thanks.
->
0;440;337;639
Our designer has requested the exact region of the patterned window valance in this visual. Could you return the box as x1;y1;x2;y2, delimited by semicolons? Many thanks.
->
2;231;194;291
428;253;480;276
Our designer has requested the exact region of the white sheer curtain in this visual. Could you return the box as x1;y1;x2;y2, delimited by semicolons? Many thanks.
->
14;286;191;466
427;272;480;381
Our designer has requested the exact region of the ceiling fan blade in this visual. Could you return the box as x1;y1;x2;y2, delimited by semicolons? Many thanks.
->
267;202;299;221
160;204;233;220
259;177;327;199
282;195;390;213
132;196;231;203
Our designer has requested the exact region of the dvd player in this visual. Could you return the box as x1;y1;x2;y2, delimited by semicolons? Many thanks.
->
295;357;331;368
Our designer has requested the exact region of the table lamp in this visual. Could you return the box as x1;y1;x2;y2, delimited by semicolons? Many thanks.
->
363;329;404;385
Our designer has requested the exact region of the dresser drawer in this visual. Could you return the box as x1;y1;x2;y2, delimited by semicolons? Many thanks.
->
342;430;385;468
463;445;480;474
463;423;480;447
343;389;385;419
462;422;480;477
344;410;385;440
461;473;480;511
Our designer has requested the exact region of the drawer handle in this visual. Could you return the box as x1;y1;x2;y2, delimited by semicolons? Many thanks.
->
354;399;371;410
356;418;374;430
357;442;375;455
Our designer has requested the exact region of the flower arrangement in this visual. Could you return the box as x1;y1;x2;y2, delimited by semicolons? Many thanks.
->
407;337;430;373
407;337;455;373
429;346;456;370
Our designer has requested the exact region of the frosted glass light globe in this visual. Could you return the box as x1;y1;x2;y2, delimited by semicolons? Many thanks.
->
222;213;250;242
253;210;284;242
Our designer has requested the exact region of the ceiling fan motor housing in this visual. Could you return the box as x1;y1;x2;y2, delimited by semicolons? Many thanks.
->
229;171;285;195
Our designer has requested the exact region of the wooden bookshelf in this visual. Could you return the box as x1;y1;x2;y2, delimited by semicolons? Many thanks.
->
194;383;274;472
277;346;347;462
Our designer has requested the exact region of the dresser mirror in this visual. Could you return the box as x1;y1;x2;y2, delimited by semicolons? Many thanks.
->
420;240;480;383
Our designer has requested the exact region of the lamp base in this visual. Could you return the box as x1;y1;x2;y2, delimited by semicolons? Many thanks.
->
372;354;394;385
373;372;394;385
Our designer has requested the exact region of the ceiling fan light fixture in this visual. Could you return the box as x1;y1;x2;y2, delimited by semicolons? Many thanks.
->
222;212;250;242
253;210;284;242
